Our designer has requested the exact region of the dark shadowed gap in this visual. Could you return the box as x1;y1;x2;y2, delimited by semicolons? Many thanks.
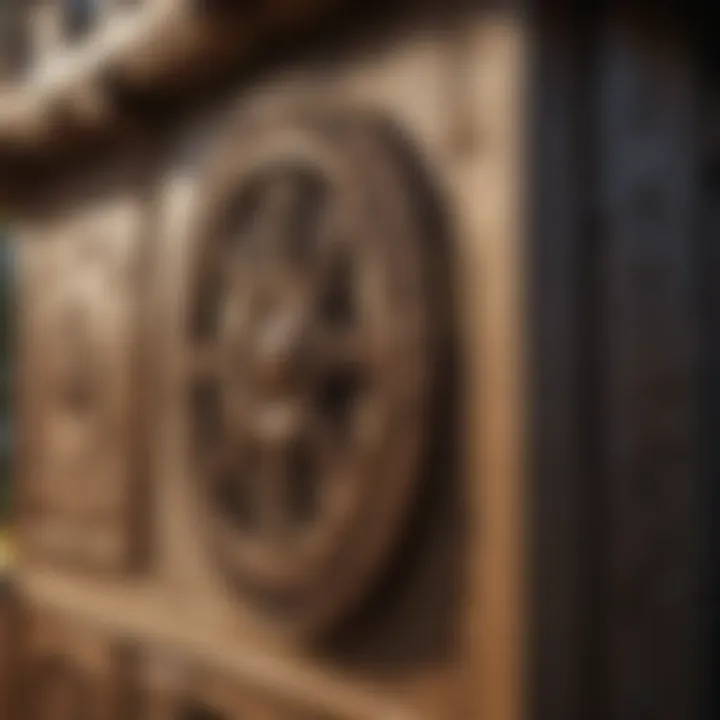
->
528;2;606;718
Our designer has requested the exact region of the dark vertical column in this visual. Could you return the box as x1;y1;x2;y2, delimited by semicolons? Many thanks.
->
596;11;701;719
694;5;720;717
528;3;604;719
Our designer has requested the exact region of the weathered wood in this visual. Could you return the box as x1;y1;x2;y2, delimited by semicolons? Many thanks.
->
447;14;528;720
16;166;154;575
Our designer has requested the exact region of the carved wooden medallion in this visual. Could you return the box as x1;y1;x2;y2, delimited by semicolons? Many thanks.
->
186;104;442;637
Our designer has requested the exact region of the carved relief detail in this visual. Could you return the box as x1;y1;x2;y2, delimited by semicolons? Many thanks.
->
23;201;142;571
185;104;442;637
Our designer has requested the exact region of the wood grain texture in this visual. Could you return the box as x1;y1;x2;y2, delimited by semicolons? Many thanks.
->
447;11;528;720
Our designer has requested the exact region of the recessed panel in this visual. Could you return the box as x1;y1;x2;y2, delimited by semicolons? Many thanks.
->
21;196;144;572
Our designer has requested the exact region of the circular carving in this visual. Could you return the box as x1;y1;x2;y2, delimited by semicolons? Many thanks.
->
187;104;443;637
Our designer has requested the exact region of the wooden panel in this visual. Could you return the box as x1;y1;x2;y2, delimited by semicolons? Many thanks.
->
152;93;463;719
447;13;527;720
6;5;529;720
18;192;147;573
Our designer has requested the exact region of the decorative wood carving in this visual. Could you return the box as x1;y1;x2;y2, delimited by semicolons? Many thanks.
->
21;198;144;572
183;103;444;638
3;3;531;718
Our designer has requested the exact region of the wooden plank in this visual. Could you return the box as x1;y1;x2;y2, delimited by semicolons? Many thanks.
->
449;10;528;719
